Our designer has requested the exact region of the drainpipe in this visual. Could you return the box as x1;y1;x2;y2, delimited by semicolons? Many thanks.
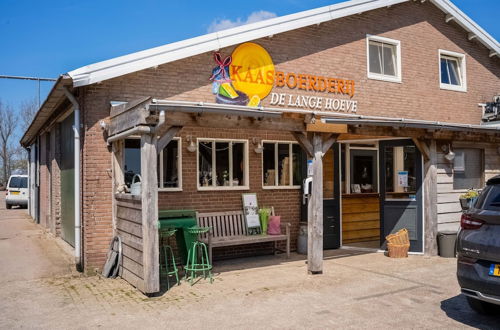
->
63;87;82;272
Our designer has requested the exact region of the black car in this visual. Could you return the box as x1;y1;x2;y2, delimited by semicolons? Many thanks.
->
457;175;500;315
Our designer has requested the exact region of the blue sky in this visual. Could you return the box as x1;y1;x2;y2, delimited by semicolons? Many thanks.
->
0;0;498;112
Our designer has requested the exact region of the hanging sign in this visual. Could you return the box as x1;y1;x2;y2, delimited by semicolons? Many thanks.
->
209;42;358;112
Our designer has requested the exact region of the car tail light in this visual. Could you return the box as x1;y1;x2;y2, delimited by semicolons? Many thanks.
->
460;213;485;230
458;255;477;265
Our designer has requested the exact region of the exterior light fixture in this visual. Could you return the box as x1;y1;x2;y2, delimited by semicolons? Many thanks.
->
186;135;197;153
252;137;263;154
442;143;455;161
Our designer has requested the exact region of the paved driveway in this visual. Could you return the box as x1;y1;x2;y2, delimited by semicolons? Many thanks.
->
0;193;498;329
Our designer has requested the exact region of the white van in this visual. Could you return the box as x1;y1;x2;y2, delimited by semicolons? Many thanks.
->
5;175;28;209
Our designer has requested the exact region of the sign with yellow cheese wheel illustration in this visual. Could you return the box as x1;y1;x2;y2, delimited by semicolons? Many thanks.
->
230;43;275;101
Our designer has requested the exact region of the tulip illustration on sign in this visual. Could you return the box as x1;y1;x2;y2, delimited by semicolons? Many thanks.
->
209;42;275;107
209;52;249;106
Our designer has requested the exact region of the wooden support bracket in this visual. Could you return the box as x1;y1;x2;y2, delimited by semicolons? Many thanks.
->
156;126;182;153
322;133;340;154
412;138;431;161
292;131;313;157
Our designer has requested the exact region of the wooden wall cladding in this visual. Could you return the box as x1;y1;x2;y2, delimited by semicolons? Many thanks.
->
342;194;380;244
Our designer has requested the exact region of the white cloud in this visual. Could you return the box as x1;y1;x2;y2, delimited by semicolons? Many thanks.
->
207;10;277;33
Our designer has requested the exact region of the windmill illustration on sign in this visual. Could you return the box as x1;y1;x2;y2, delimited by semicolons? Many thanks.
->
209;42;275;108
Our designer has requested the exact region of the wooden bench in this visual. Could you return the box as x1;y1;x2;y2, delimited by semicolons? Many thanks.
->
196;210;290;263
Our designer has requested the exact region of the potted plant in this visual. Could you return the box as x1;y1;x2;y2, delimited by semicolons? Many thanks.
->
459;189;479;210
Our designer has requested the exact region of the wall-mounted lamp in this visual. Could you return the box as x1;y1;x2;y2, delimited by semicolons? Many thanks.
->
441;143;455;161
252;137;263;154
99;120;108;131
186;135;197;153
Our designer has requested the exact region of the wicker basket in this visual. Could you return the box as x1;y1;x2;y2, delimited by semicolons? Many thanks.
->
387;242;410;258
386;228;410;258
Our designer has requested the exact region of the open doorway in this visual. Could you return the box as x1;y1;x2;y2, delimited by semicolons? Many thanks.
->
339;141;380;250
337;138;424;253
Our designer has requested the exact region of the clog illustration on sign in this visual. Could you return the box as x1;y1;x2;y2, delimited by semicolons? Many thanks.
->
209;42;274;107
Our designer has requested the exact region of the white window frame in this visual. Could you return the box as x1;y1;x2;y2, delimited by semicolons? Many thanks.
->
439;49;467;92
262;141;301;190
366;35;402;83
158;137;182;192
196;138;249;191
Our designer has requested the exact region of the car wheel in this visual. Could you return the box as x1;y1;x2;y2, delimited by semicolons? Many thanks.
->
466;296;498;315
6;203;11;210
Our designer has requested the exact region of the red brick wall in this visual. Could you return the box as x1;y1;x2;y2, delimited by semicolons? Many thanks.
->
78;1;500;270
39;133;49;229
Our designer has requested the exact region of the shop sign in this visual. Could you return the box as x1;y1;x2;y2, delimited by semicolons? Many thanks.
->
209;42;357;113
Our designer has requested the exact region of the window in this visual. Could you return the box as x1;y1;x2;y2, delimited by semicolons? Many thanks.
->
366;35;401;83
158;138;182;191
124;139;141;188
453;148;482;190
8;176;27;189
197;139;248;190
439;50;466;92
262;142;303;188
123;138;182;191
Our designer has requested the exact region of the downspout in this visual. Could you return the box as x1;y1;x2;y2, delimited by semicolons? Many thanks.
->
63;86;82;272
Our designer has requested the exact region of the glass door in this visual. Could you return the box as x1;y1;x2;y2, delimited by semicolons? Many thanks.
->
379;139;423;253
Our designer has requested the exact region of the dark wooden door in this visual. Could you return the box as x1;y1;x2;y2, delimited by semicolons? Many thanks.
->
323;143;341;249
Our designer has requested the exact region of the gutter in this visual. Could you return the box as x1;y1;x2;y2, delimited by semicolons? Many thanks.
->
62;87;83;272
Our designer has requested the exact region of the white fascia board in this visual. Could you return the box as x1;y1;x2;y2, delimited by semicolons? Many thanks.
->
68;0;409;87
430;0;500;55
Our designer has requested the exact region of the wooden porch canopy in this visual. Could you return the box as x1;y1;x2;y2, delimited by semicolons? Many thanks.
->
106;97;500;294
107;97;352;294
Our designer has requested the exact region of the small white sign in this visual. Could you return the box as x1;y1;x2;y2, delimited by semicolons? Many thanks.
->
307;159;313;176
398;171;408;187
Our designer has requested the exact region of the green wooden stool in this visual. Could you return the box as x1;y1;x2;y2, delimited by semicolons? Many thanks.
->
158;227;179;290
184;226;213;285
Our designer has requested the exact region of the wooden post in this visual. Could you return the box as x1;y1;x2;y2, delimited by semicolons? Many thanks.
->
140;134;160;294
308;133;324;274
423;139;438;256
111;140;124;234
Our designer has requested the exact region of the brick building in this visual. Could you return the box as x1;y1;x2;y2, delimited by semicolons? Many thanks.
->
21;0;500;294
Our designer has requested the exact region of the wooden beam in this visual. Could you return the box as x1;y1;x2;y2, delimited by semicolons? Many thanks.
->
112;140;124;236
164;111;304;132
156;126;182;153
412;138;430;161
308;132;323;274
292;131;313;157
306;122;347;134
322;133;339;154
110;96;151;118
140;134;160;294
423;140;438;256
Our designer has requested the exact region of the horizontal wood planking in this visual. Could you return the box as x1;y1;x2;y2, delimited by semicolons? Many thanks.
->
116;227;143;249
342;195;380;243
122;244;143;265
122;255;144;280
116;206;142;224
437;222;460;232
116;218;143;238
120;268;145;293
